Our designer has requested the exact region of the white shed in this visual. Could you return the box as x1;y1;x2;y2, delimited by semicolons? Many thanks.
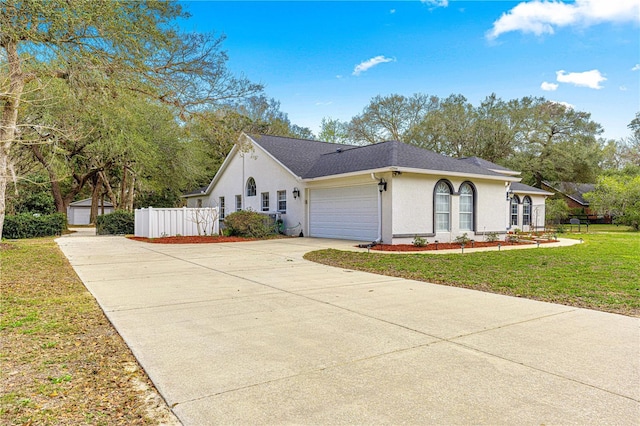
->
67;198;115;225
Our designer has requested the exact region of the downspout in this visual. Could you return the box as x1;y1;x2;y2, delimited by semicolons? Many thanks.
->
371;173;382;243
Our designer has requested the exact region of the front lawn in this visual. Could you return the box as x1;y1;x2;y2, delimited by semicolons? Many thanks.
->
304;229;640;317
0;237;175;425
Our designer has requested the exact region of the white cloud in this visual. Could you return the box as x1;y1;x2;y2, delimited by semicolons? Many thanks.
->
632;64;640;71
556;69;606;89
421;0;448;7
551;100;575;110
487;0;640;40
620;86;628;91
315;101;333;106
390;9;396;14
352;56;395;76
541;81;559;91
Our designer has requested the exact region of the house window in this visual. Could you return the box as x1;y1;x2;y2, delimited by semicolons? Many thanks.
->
510;195;520;226
219;196;225;219
235;195;242;212
246;177;256;196
261;192;269;211
435;180;451;232
459;182;474;231
277;190;286;213
196;199;202;208
523;196;532;226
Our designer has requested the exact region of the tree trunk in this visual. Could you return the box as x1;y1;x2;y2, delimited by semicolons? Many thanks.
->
99;171;119;209
127;169;136;211
30;145;67;213
90;174;101;224
120;164;127;209
0;40;25;238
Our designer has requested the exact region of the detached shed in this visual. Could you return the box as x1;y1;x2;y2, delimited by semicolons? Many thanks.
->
67;198;114;225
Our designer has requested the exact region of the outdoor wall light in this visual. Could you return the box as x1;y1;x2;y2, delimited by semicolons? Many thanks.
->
378;178;387;192
506;189;514;201
293;187;301;199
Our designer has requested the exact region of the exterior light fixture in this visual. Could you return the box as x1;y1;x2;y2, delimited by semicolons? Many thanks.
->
378;178;387;192
292;187;301;199
506;189;514;201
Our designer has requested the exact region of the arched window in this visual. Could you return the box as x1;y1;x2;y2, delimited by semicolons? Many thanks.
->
434;180;452;232
510;195;520;227
523;196;532;226
246;177;256;197
459;182;475;231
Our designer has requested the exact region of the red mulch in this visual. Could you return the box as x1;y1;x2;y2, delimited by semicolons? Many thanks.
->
370;240;557;252
127;235;255;244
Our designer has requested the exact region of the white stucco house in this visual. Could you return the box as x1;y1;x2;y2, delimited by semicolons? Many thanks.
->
184;133;552;244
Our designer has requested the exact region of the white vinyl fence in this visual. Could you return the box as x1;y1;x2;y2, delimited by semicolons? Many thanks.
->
135;207;219;238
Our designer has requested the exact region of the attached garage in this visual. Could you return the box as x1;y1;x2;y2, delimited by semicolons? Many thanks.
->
308;185;379;241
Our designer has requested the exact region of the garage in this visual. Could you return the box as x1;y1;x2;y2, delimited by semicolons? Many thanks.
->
308;185;379;241
67;198;114;225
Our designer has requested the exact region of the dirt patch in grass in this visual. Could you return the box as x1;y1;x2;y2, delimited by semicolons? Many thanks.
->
1;238;179;425
369;240;557;251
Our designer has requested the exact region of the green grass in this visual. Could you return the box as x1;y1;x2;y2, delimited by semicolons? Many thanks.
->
1;237;169;425
304;228;640;316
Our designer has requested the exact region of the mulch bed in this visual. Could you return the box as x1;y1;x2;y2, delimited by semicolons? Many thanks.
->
370;240;557;252
127;235;255;244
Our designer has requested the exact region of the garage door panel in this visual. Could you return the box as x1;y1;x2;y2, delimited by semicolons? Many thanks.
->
309;186;378;241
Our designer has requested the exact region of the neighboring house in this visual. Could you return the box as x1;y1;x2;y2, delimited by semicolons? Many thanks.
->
541;181;610;223
184;133;551;243
67;198;114;225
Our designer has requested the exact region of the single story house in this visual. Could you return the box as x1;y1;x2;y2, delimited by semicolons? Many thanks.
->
541;181;611;223
184;133;552;244
67;198;114;225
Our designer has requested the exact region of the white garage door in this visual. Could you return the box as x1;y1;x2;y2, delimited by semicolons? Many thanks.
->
309;185;378;241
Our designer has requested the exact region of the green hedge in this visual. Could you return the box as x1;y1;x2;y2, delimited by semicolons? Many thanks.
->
223;210;274;238
96;210;135;235
3;213;66;239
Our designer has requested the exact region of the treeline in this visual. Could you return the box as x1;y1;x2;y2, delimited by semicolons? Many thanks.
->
318;93;640;187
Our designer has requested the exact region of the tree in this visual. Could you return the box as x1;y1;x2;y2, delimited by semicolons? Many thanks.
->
0;0;262;237
348;93;438;144
584;169;640;231
505;98;603;187
545;198;570;225
318;117;350;144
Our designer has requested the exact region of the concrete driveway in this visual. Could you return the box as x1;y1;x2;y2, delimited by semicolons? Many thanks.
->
57;231;639;425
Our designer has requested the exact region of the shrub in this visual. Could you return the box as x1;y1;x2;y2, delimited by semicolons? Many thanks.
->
454;232;471;245
3;213;66;239
412;235;427;247
485;232;499;242
223;210;274;238
96;210;134;235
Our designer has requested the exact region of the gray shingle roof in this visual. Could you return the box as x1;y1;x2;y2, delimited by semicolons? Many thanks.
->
458;156;516;173
511;182;553;195
542;181;595;205
252;135;506;179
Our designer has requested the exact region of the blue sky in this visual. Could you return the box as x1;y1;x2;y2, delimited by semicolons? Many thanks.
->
180;0;639;141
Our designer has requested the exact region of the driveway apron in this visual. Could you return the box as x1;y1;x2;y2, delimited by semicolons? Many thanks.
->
57;232;640;425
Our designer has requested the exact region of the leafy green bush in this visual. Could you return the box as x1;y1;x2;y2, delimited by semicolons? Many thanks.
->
485;232;499;242
3;213;66;239
223;210;274;238
412;235;427;247
454;232;471;245
96;211;134;235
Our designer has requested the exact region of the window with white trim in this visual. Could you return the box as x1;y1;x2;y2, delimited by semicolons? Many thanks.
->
523;196;531;226
435;181;451;232
277;190;286;213
235;195;242;212
246;177;256;196
219;196;225;219
459;183;474;231
510;195;520;226
261;192;269;211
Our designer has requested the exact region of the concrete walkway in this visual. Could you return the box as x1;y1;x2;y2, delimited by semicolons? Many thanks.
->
57;230;639;425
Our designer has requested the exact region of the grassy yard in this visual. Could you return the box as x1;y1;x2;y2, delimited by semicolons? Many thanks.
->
1;237;175;425
304;226;640;317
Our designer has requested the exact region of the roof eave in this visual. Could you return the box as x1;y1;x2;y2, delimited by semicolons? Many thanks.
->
303;166;521;182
